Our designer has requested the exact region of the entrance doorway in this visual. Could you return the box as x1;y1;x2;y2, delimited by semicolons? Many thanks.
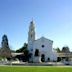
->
41;54;45;62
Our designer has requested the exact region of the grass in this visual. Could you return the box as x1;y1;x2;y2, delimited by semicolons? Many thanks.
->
0;66;72;72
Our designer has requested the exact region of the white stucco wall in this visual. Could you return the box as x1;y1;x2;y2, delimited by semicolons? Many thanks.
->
32;37;56;62
50;49;58;61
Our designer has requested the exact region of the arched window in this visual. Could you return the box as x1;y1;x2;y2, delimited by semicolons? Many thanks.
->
34;49;39;56
31;34;32;38
41;54;45;62
48;58;50;61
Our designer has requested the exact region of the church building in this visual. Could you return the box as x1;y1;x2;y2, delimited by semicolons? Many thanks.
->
28;20;57;62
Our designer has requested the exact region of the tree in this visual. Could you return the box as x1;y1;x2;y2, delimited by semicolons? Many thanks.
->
62;46;70;53
55;47;61;52
0;34;11;58
16;43;29;61
16;43;28;52
62;46;70;61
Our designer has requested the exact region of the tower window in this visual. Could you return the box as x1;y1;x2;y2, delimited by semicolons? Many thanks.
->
31;34;32;38
42;45;45;48
31;49;33;51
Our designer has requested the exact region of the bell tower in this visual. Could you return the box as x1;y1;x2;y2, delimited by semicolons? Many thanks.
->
28;20;35;61
28;20;35;43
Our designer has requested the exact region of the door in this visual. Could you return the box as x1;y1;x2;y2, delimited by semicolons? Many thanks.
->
41;54;45;62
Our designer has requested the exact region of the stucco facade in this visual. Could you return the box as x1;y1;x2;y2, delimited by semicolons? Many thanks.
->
28;20;57;62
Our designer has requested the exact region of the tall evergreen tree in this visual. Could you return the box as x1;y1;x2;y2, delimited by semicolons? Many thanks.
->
0;34;11;58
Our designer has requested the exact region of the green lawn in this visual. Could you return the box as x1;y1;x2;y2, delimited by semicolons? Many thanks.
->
0;66;72;72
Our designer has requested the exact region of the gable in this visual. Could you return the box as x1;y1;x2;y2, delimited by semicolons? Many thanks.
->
35;36;53;43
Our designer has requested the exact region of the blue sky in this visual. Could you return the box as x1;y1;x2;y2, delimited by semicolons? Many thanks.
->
0;0;72;51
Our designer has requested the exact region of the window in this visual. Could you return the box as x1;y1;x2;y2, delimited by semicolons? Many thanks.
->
48;58;50;61
41;54;45;62
42;45;45;48
34;49;39;56
31;34;32;38
31;49;33;51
